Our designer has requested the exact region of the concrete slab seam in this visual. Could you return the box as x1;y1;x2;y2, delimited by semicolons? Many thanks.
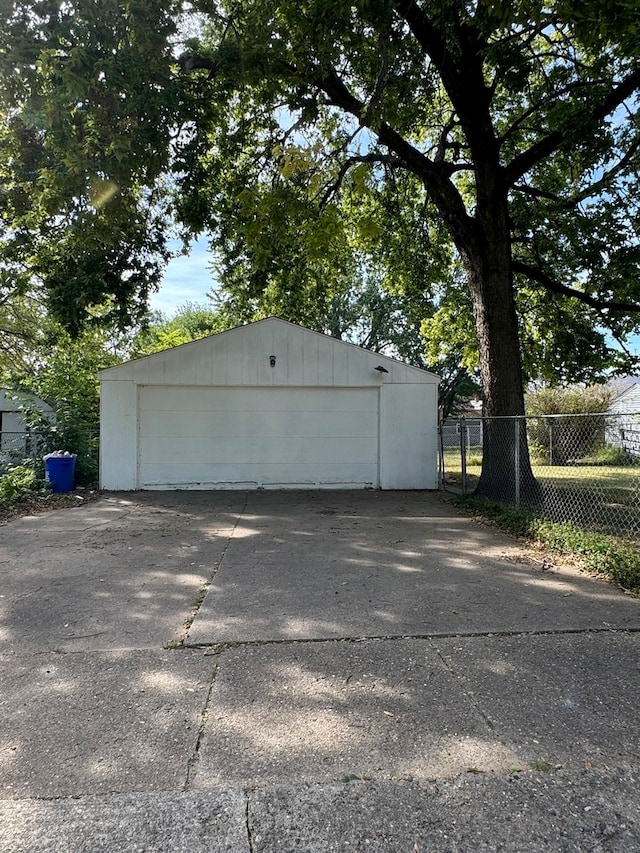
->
173;491;250;649
184;625;640;655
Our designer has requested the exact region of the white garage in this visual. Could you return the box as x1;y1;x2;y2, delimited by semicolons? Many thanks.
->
99;317;439;491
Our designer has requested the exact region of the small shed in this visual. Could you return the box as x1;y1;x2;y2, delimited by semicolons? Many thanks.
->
608;380;640;416
606;380;640;456
0;389;52;463
99;317;439;491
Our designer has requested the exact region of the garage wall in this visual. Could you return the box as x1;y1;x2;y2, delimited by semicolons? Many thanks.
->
99;380;137;490
380;384;438;490
102;319;431;388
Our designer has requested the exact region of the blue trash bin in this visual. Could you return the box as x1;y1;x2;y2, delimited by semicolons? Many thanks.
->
44;453;77;493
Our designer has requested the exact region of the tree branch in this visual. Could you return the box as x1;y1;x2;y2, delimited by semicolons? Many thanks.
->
511;184;570;204
513;135;639;207
513;259;640;313
315;68;475;248
361;13;391;127
433;113;458;163
505;67;640;185
391;0;450;74
498;79;607;148
571;136;640;203
178;52;218;77
318;153;403;206
607;328;640;363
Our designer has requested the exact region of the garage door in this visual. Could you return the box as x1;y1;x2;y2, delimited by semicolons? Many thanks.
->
138;386;379;489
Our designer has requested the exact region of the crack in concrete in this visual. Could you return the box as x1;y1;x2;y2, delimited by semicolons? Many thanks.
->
181;495;251;791
245;792;255;853
433;644;497;734
183;656;220;792
164;492;250;650
182;624;640;654
176;627;639;790
11;587;44;603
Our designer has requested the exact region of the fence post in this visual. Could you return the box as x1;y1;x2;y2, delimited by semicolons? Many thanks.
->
514;417;521;509
460;416;467;494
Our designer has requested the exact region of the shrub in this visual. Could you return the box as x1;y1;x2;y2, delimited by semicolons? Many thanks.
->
3;327;111;488
525;385;612;465
0;464;43;503
587;446;638;467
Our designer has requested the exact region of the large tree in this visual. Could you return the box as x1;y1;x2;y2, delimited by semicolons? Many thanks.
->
0;0;182;332
174;0;640;499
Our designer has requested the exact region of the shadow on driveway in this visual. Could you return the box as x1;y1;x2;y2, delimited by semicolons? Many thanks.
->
0;489;638;825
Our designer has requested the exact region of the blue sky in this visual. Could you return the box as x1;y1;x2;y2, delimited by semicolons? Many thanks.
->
149;236;215;315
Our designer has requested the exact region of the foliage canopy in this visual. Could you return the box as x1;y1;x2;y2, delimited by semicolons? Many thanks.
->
0;0;183;332
172;2;640;393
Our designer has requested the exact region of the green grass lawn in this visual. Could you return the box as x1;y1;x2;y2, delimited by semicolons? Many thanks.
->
443;449;640;489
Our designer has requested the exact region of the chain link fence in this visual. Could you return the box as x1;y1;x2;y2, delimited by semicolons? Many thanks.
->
0;429;99;485
0;431;48;473
440;413;640;538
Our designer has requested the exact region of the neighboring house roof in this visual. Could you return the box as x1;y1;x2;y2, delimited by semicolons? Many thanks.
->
607;378;640;412
0;389;52;414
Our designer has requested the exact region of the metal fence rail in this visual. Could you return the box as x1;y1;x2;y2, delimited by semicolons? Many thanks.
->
440;413;640;538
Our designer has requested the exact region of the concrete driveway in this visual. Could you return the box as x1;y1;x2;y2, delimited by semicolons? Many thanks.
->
1;490;639;851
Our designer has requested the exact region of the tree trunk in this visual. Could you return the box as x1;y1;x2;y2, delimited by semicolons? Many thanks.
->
461;204;540;505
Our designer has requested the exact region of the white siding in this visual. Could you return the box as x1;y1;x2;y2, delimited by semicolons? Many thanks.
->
0;389;52;421
609;384;640;415
380;384;438;489
99;318;436;387
0;411;27;456
1;390;53;457
99;381;137;490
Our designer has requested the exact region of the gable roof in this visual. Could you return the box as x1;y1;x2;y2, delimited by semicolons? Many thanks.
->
0;388;53;413
609;377;640;402
99;317;439;386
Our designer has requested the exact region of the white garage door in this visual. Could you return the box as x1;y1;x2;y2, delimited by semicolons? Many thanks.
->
138;386;379;489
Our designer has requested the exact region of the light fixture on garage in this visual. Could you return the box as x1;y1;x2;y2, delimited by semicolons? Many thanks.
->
269;355;276;367
374;365;389;373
